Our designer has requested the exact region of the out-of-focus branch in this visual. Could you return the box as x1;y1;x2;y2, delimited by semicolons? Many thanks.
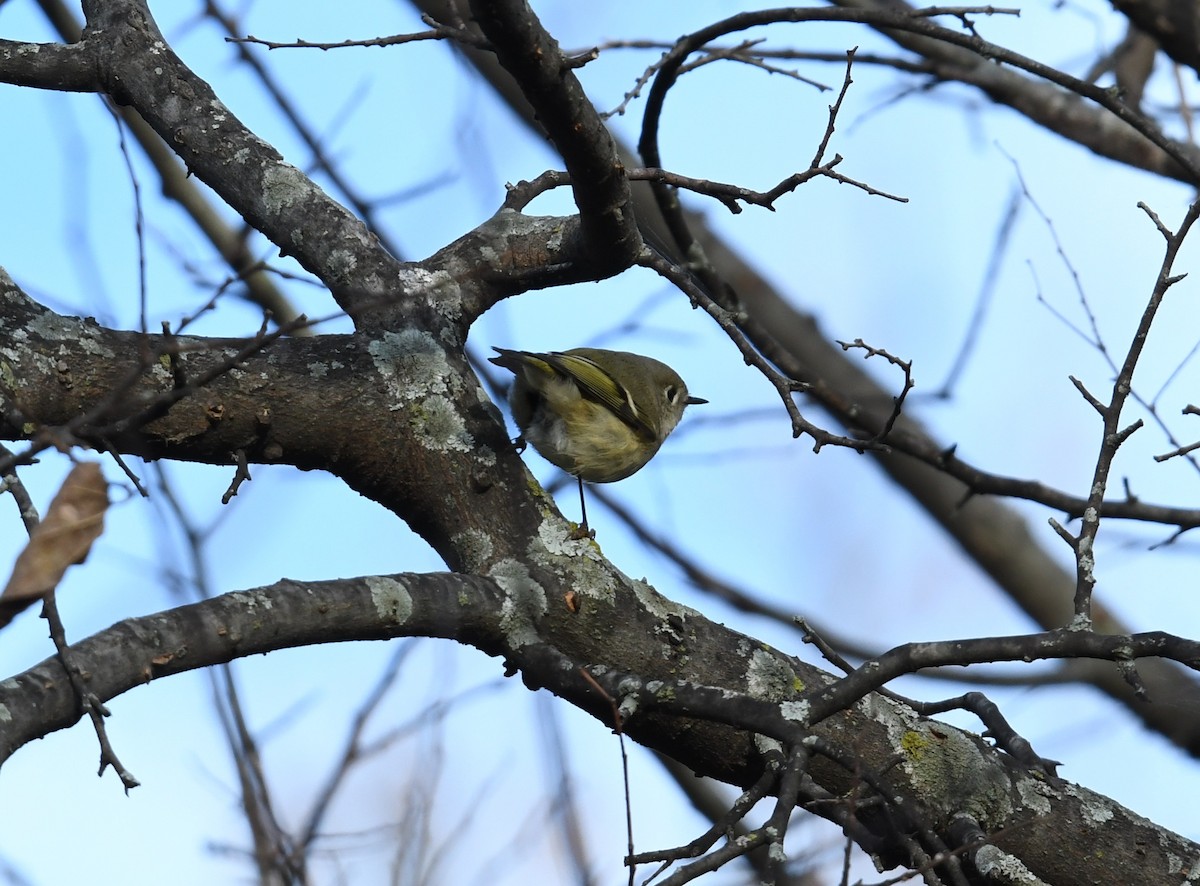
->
829;0;1200;183
1110;0;1199;75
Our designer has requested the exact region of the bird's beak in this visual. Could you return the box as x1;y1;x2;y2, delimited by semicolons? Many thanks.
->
687;396;708;405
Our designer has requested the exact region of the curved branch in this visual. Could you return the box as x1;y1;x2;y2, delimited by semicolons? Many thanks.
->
2;570;1196;885
637;6;1200;272
469;0;640;274
805;628;1200;726
0;573;499;760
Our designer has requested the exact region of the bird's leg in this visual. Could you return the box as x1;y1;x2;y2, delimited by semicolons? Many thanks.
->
569;476;596;540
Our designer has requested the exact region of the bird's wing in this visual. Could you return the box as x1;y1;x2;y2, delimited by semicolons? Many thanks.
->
543;351;655;439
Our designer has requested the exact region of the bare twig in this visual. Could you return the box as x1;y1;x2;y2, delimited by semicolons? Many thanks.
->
0;444;40;534
1066;199;1200;624
835;338;915;441
221;449;253;504
42;591;140;792
227;13;487;51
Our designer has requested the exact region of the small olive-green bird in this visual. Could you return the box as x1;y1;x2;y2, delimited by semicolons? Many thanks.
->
490;347;707;536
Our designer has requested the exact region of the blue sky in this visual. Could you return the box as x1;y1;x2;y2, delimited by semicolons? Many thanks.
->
3;1;1199;883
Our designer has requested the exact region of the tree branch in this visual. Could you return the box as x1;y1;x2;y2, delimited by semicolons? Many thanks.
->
469;0;640;274
2;571;1195;883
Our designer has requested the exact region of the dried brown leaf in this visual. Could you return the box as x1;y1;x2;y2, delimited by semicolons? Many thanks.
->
1;463;109;626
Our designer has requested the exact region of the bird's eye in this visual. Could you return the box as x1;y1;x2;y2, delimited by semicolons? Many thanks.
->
665;385;679;403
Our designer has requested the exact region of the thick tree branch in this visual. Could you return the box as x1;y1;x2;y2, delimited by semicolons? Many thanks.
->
0;38;98;91
0;272;527;569
469;0;640;276
2;571;1196;884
